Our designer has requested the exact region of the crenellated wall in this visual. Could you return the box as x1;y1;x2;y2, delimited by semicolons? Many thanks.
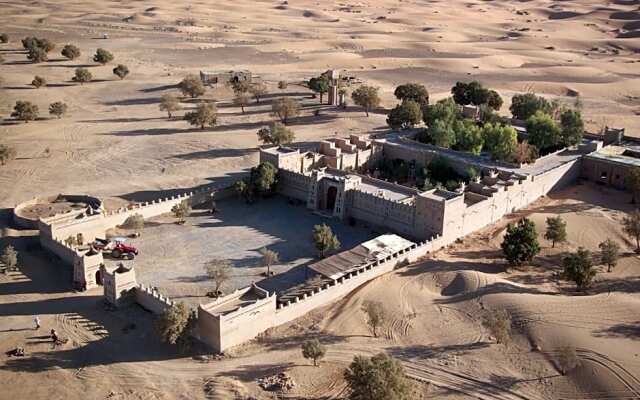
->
347;189;417;237
135;283;175;314
278;169;314;201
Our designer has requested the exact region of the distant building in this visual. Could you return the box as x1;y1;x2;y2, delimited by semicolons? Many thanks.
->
200;70;252;86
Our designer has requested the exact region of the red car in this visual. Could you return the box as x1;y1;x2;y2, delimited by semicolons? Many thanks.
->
92;238;139;260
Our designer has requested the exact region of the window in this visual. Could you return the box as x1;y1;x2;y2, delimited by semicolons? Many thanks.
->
600;171;608;179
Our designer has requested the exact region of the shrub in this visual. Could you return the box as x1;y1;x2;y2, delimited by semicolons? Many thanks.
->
599;238;620;273
557;346;580;375
278;80;287;90
559;109;584;147
205;258;232;296
344;353;412;400
93;48;114;64
72;68;92;84
394;83;429;106
184;103;217;129
623;210;640;251
178;74;205;98
0;33;8;43
0;144;17;165
171;200;191;223
562;247;597;291
361;300;386;338
510;93;551;120
271;97;300;124
31;75;46;88
386;100;422;130
11;101;39;123
155;303;191;347
233;92;250;113
259;248;279;276
501;218;540;267
248;82;267;103
61;44;81;60
526;111;561;152
112;64;129;80
301;339;326;366
351;85;380;116
1;245;18;270
312;223;340;258
482;123;518;162
544;216;567;248
49;102;68;119
309;75;329;103
159;94;181;119
122;213;144;230
483;309;512;345
27;46;47;63
423;97;460;127
257;122;295;146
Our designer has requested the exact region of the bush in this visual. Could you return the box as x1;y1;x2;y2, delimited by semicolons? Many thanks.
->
526;111;561;152
278;80;287;90
184;103;217;129
510;93;551;120
93;48;114;64
31;75;47;88
155;303;193;350
178;74;205;98
481;123;518;162
599;238;620;273
257;122;295;146
562;247;597;291
394;83;429;106
61;44;81;60
501;218;540;267
483;309;512;344
386;100;422;130
0;33;8;43
309;75;329;103
159;94;181;119
361;300;386;337
559;109;584;147
351;85;381;116
205;258;232;296
301;339;326;366
422;97;460;127
72;67;92;84
271;97;300;124
313;223;340;258
112;64;129;80
544;216;567;248
171;200;191;223
49;102;68;119
248;82;268;103
1;245;18;270
11;101;39;123
344;353;412;400
0;144;17;165
122;213;144;230
27;46;47;63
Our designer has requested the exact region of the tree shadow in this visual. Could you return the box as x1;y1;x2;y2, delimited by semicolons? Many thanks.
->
43;63;95;68
256;330;347;352
81;117;162;124
170;147;257;161
139;84;179;93
217;361;297;382
593;322;640;340
104;127;190;137
4;60;32;65
103;97;161;106
387;341;491;360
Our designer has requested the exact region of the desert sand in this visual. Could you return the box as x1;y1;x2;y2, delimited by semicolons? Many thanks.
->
1;0;640;399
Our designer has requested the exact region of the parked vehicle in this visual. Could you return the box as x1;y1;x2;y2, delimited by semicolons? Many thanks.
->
92;237;139;260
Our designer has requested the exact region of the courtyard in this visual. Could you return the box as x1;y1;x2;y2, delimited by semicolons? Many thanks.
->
106;196;376;305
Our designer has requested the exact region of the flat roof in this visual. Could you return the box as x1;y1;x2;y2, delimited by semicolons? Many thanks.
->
587;145;640;168
308;234;415;279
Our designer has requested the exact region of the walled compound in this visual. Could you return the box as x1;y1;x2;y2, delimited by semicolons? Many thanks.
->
14;127;636;353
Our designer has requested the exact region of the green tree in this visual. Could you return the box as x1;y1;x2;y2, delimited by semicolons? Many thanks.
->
483;309;512;345
257;122;295;146
249;81;268;103
622;210;640;252
271;97;300;124
1;245;18;270
11;101;39;123
423;97;460;127
312;223;340;258
513;140;539;164
501;218;540;267
156;302;191;346
562;247;597;291
427;119;456;148
49;102;68;119
31;75;46;88
527;111;561;151
0;144;17;165
487;90;503;111
231;80;251;95
544;216;567;248
179;74;205;98
559;109;584;147
386;100;422;130
309;76;329;103
454;119;484;155
171;200;191;223
72;67;92;85
351;85;380;117
482;123;517;161
0;33;8;43
205;258;232;296
259;247;279;276
61;44;80;60
451;81;490;106
249;161;278;193
184;103;217;130
159;94;181;119
36;38;55;53
510;93;552;120
361;300;386;337
93;48;114;64
27;46;47;63
112;64;129;80
301;339;326;366
599;238;620;273
394;83;429;106
344;353;412;400
233;92;250;113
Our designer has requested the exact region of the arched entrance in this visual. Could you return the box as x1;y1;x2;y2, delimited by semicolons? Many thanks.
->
326;186;338;212
95;269;102;286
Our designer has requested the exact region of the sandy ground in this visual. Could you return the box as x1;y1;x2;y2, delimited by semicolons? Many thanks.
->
1;182;639;400
1;0;640;399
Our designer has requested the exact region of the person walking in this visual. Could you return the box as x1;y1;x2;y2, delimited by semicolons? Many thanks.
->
34;316;41;330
